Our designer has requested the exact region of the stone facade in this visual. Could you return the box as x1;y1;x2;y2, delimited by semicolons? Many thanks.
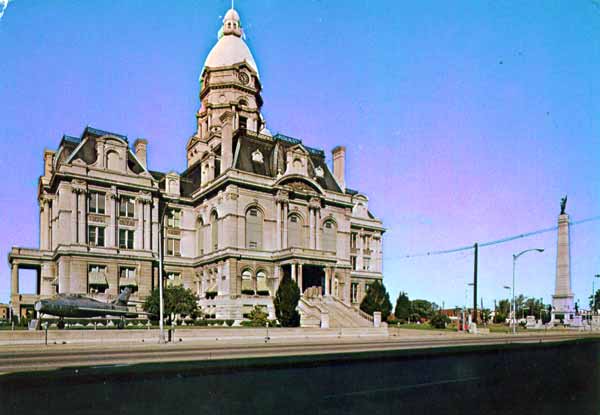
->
8;7;385;322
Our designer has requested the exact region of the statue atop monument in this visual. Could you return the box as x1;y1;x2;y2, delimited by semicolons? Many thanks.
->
560;195;567;215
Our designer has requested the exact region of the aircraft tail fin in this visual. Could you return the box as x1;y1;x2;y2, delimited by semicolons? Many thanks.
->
113;287;132;306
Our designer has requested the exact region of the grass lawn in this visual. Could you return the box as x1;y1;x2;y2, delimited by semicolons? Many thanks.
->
392;323;455;332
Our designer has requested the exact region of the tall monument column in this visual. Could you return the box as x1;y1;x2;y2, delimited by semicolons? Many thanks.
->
552;196;575;323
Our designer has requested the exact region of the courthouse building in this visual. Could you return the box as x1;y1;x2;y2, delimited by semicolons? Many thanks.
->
8;7;385;326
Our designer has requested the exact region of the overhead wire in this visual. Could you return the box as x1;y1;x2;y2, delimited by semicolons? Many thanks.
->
392;215;600;260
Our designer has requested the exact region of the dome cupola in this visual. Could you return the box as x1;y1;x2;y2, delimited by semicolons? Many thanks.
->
202;7;259;78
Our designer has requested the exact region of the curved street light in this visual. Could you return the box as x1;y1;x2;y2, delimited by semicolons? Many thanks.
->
512;248;544;334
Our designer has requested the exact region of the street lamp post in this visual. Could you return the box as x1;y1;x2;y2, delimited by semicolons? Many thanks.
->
512;248;544;334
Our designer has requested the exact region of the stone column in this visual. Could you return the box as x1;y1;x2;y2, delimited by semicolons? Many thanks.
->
552;212;574;319
274;265;281;292
144;201;151;251
282;203;288;249
11;263;18;295
77;190;87;244
325;267;330;296
40;198;49;250
315;209;321;250
152;197;159;253
71;188;78;243
309;208;314;249
276;201;281;250
291;263;296;284
298;264;303;295
107;190;117;247
135;198;143;250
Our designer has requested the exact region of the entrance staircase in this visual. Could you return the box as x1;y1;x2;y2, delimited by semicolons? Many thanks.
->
298;296;374;328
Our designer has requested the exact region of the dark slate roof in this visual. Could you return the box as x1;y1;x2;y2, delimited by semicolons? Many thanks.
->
180;162;202;196
345;188;359;195
83;126;128;142
233;132;342;193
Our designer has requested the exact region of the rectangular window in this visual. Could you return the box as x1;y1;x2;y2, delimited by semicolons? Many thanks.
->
363;236;370;250
167;210;181;228
120;267;136;279
88;226;105;247
239;116;247;130
351;282;358;303
166;272;182;287
88;265;108;294
119;229;134;249
363;258;370;271
167;238;181;256
88;192;105;214
351;256;357;271
119;196;135;218
350;233;357;249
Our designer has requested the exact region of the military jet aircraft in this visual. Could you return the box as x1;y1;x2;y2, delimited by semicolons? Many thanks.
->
34;287;152;329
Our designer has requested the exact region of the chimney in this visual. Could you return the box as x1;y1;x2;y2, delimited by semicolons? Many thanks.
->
332;146;346;191
134;139;148;168
220;111;234;170
43;149;55;178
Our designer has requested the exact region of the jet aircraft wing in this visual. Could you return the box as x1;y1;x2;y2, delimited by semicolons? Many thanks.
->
77;307;154;316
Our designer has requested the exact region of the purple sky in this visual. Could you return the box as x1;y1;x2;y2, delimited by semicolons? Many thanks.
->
1;1;599;309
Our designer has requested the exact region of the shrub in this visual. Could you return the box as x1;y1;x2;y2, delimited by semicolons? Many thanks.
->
241;289;256;295
274;274;300;327
430;313;451;329
226;319;234;327
256;290;270;296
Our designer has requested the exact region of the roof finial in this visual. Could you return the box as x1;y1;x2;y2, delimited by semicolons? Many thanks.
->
231;0;235;10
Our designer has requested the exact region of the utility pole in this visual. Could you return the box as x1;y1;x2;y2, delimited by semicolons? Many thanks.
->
473;243;478;324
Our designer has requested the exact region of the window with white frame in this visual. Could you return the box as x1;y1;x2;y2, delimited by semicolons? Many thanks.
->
322;220;336;253
88;226;105;247
88;191;105;214
119;196;135;218
167;238;181;256
167;209;181;228
246;208;263;249
119;229;134;249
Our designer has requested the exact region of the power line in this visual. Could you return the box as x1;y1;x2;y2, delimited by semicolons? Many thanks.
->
393;215;600;260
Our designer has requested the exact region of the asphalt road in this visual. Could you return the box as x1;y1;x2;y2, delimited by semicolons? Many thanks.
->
1;331;597;374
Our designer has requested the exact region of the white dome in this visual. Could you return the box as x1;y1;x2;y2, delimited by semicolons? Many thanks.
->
203;35;259;76
224;8;240;21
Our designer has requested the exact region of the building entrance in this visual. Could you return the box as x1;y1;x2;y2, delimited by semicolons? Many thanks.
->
301;265;325;296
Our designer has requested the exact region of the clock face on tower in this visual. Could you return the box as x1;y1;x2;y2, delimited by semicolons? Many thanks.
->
238;71;250;85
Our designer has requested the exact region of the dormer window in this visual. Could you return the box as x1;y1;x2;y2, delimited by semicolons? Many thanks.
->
314;166;324;178
252;149;264;163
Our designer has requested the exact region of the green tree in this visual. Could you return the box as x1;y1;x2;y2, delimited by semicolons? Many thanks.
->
410;299;434;321
394;291;411;322
430;313;450;329
360;280;392;321
143;286;199;323
274;274;300;327
589;289;600;311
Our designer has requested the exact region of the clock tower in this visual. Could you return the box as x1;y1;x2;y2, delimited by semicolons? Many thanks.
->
186;7;266;169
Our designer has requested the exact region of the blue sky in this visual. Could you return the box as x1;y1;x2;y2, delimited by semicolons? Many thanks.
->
0;0;599;309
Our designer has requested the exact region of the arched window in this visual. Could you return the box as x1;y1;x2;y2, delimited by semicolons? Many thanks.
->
288;214;303;248
322;220;337;253
246;207;263;249
196;218;204;256
106;151;120;171
210;211;218;251
256;270;268;295
241;269;254;294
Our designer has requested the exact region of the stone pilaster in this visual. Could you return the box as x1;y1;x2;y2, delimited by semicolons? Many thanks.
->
107;189;117;247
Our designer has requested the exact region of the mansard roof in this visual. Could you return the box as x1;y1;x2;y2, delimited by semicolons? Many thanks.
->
233;132;342;193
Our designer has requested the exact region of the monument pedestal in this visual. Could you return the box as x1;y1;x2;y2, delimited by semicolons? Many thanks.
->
551;212;575;324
